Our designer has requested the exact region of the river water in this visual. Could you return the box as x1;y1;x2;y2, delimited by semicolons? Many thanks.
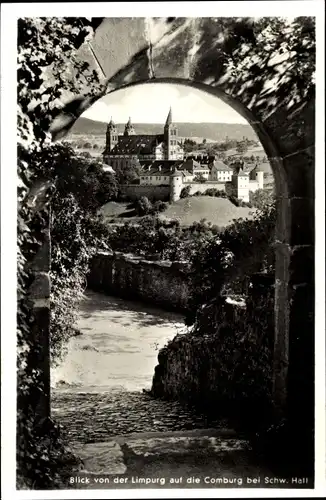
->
51;290;187;393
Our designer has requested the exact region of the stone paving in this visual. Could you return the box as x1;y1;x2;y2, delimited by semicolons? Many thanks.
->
52;390;229;445
51;292;310;490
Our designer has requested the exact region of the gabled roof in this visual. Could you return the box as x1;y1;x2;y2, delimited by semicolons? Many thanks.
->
211;160;233;171
236;168;249;176
108;134;165;155
250;163;272;174
140;160;184;176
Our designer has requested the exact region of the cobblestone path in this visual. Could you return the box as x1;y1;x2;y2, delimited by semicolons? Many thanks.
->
51;291;228;442
50;291;279;488
52;390;229;445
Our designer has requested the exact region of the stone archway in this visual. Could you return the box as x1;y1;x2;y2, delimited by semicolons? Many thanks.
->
48;16;314;453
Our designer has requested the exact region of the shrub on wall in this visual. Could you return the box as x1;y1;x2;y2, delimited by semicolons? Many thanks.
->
193;174;207;183
152;287;274;430
180;185;192;198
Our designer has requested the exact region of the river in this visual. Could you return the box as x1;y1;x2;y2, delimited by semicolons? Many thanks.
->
51;290;187;393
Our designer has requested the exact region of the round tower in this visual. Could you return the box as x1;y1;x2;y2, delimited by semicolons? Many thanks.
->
124;117;136;136
170;169;183;202
250;164;264;189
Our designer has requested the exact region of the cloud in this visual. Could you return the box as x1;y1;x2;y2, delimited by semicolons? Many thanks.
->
81;83;247;124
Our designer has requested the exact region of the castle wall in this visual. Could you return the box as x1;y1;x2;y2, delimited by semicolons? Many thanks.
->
184;181;226;195
88;251;190;312
120;184;170;201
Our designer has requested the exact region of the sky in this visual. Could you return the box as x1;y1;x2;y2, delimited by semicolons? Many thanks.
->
81;83;247;124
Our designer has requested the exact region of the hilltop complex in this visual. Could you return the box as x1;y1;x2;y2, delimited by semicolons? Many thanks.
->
103;108;268;203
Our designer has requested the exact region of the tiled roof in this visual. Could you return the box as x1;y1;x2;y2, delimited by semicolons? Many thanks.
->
250;163;272;174
139;158;211;177
109;134;165;155
140;160;184;176
211;160;233;171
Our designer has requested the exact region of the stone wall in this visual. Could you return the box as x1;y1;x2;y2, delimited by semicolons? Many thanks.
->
120;184;170;201
88;251;190;311
151;274;275;427
183;182;226;196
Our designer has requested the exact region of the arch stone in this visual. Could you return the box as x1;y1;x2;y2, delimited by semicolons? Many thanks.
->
52;17;314;458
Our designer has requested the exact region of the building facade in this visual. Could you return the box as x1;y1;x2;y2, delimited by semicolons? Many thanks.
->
136;157;265;203
103;108;184;171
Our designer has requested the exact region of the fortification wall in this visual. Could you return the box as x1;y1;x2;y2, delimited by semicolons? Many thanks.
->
88;251;190;311
120;184;170;201
183;182;226;195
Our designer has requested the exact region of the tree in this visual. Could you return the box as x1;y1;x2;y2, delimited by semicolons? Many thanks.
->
180;185;192;198
186;202;276;325
136;196;153;216
114;160;141;185
236;142;249;154
17;17;104;489
249;189;274;210
183;138;197;153
193;173;207;183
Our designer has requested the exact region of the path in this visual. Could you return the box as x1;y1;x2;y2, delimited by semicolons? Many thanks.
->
51;291;279;490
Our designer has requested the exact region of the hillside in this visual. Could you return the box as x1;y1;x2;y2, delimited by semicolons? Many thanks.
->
100;198;255;228
69;117;258;143
159;197;255;227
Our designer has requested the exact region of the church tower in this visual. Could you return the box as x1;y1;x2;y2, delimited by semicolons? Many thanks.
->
124;117;136;136
105;117;118;153
164;107;178;160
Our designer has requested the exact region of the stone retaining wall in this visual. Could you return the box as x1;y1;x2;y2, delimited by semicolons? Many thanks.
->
88;251;190;311
120;184;170;201
151;274;275;427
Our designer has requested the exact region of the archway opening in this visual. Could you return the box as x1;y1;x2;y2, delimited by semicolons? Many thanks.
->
51;81;283;443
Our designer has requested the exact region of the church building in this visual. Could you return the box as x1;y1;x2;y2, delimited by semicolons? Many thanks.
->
102;108;184;171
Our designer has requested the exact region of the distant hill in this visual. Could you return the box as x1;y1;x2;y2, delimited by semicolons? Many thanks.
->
69;117;258;143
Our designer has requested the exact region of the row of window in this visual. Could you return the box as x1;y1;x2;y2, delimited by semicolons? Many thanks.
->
170;140;178;146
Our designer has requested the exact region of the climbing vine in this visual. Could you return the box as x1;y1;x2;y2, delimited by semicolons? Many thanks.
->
17;17;104;489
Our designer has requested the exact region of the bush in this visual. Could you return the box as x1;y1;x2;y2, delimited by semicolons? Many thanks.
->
152;200;168;213
135;196;153;215
193;190;202;196
209;188;220;197
228;195;241;207
193;174;207;183
180;185;192;198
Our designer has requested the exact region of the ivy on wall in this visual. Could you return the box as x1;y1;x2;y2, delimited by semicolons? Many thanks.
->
17;17;104;489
